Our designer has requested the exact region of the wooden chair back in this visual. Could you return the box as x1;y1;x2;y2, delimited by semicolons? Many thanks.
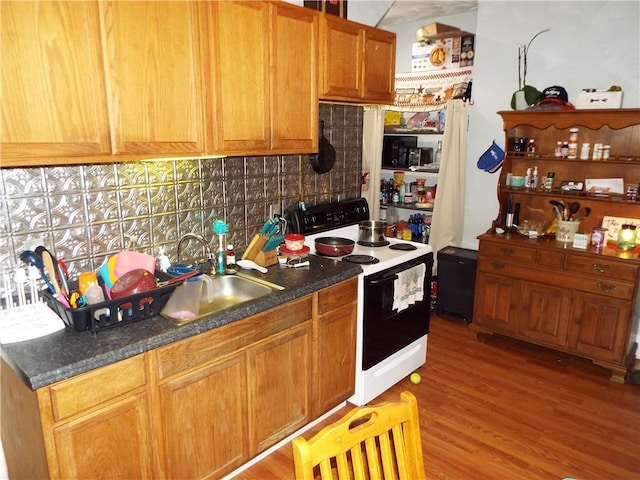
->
292;391;425;480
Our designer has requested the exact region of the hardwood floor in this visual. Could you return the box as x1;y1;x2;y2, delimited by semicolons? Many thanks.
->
234;314;640;480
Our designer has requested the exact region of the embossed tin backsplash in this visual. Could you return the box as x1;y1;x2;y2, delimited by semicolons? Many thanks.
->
0;104;363;299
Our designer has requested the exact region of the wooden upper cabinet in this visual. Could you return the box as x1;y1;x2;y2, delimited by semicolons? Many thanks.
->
270;2;318;153
207;1;270;153
319;14;396;104
1;0;318;166
99;1;206;156
363;27;396;103
1;1;111;167
207;1;317;155
319;14;363;100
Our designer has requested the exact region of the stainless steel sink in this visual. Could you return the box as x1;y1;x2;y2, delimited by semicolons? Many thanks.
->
164;275;274;326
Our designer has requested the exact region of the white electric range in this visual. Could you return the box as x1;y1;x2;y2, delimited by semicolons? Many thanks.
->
285;198;433;405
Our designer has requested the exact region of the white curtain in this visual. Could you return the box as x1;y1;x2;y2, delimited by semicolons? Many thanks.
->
429;99;469;274
362;109;385;220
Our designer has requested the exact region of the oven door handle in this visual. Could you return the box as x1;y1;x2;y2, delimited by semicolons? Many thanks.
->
368;274;398;285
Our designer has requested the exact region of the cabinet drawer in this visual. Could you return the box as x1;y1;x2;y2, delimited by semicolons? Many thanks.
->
156;296;313;380
49;355;146;422
569;276;635;300
478;255;531;276
480;242;537;264
318;278;358;315
479;255;635;300
537;250;565;268
564;255;639;282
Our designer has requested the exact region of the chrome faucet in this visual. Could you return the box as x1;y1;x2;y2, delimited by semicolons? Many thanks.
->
176;233;214;267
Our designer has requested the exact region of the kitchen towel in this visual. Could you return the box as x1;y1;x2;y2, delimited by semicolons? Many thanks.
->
392;263;426;312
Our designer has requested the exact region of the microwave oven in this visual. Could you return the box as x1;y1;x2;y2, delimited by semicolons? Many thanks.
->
382;136;418;168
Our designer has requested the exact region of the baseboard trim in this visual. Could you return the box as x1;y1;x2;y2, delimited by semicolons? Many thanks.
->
222;401;347;480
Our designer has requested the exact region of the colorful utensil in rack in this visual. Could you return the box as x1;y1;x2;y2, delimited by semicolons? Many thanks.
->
35;246;70;301
19;250;55;294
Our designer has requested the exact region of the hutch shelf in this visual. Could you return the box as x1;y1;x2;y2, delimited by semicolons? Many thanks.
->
470;109;640;383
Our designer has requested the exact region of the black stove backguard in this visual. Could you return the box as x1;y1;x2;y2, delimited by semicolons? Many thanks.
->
285;198;370;235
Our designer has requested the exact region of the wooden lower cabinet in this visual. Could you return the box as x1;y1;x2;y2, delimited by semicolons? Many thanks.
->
471;234;638;383
53;394;153;479
315;279;358;414
473;271;521;334
568;291;632;367
518;280;572;347
1;278;357;479
158;354;248;479
0;355;154;479
247;323;312;455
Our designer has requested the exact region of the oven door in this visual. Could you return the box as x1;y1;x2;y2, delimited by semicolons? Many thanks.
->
362;253;433;370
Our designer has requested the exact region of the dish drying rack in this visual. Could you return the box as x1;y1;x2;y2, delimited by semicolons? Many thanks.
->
0;267;65;343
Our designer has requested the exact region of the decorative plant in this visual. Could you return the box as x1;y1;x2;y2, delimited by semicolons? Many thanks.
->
511;29;550;109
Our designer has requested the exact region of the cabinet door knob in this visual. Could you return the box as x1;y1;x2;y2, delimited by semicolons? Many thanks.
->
596;282;616;292
499;247;514;255
592;263;610;273
490;261;505;270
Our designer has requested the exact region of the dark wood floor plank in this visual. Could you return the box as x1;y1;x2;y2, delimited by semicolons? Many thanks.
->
233;315;640;479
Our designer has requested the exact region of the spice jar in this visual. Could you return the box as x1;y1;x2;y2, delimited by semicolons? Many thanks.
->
567;128;579;159
591;227;607;249
579;143;590;160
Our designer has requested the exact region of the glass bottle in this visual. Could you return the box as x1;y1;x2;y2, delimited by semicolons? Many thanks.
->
434;140;443;164
225;245;237;274
568;128;579;159
554;141;563;157
527;139;536;156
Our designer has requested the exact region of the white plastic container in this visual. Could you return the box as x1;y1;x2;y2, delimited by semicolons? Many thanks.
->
575;91;623;109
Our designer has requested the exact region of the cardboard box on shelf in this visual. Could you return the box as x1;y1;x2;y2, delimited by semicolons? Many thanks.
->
384;111;402;127
412;35;474;72
416;22;460;41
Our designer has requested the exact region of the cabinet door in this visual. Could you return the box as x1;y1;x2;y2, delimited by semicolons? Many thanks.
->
54;394;153;479
1;1;111;166
362;27;396;103
315;278;358;415
159;354;248;479
568;291;632;363
208;1;270;153
518;281;572;346
316;302;357;415
319;15;363;100
474;271;521;333
246;322;312;456
270;2;318;152
100;1;205;155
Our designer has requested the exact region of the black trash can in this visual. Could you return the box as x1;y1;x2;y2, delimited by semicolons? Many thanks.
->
436;246;478;323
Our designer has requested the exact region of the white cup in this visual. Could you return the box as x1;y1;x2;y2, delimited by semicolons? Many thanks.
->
556;220;580;243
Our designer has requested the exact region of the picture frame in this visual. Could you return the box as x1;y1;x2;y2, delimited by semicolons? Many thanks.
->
303;0;348;18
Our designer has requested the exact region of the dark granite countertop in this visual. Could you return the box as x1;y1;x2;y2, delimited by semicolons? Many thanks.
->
1;255;361;390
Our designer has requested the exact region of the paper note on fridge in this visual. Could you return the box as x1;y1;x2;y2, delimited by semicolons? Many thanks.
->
585;178;624;194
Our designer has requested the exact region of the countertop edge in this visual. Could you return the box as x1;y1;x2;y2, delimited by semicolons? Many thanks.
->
2;258;362;390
